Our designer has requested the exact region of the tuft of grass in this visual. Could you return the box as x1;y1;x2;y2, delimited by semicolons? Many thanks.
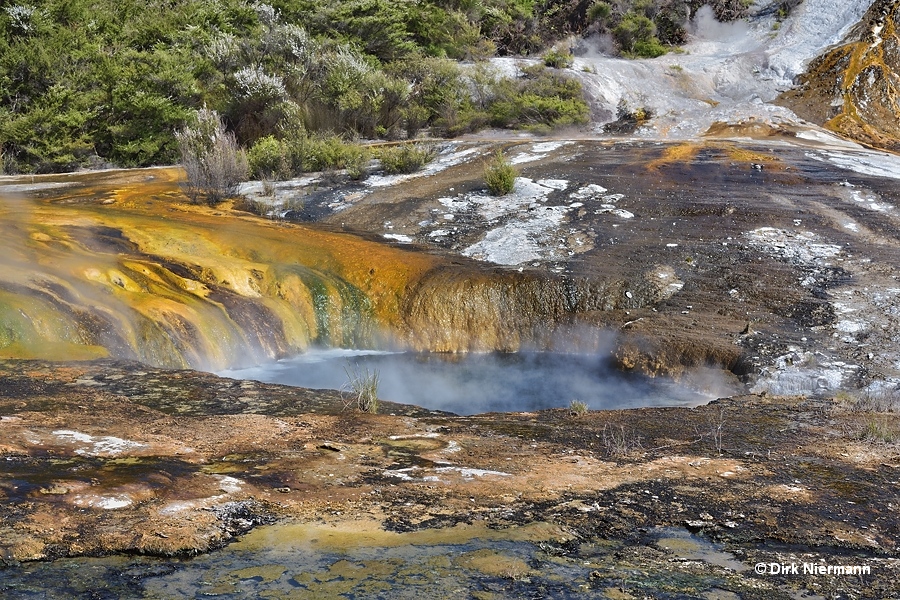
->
483;151;517;196
855;388;900;413
569;399;589;416
858;416;897;443
377;143;437;175
342;363;380;414
834;386;900;414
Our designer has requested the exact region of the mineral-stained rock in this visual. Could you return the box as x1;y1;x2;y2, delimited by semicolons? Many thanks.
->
779;0;900;151
2;360;899;597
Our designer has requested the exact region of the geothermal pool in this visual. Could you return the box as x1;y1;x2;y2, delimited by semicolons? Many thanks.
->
1;522;745;599
220;349;716;414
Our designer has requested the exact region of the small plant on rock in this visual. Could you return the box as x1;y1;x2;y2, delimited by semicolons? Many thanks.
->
483;151;517;196
569;399;589;416
342;362;380;414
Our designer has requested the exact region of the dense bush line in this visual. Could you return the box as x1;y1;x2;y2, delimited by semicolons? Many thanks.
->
0;0;748;173
0;0;594;173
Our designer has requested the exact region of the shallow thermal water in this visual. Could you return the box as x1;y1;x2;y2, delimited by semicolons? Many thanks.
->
220;349;713;415
0;523;746;599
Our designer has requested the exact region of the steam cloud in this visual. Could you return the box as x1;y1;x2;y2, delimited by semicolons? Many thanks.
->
221;345;725;415
688;5;751;42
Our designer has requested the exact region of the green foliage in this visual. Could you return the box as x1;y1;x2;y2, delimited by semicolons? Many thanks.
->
1;85;96;173
315;0;418;63
631;38;667;58
407;6;494;60
301;135;370;174
391;56;484;137
483;151;517;196
654;3;689;46
488;65;589;130
247;131;370;179
377;143;437;175
543;48;574;69
248;136;290;180
612;13;657;54
0;0;605;172
587;2;612;23
588;1;695;54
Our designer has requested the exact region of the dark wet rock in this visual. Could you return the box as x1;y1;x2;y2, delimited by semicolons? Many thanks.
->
206;501;276;538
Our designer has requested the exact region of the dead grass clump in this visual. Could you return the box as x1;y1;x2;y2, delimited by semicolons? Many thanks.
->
725;146;781;167
833;386;900;414
342;363;380;414
602;423;643;457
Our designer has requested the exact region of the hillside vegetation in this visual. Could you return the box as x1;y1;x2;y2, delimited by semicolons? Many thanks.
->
0;0;748;173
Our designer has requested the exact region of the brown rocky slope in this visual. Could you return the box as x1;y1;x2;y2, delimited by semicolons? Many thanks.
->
779;0;900;151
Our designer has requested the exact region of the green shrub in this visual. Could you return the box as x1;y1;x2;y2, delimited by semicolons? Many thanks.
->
246;132;371;179
302;135;369;173
391;56;476;137
543;48;573;69
377;143;437;174
343;145;371;180
247;136;289;180
483;151;517;196
488;65;589;130
631;38;667;58
654;4;689;45
612;12;656;54
587;1;612;23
